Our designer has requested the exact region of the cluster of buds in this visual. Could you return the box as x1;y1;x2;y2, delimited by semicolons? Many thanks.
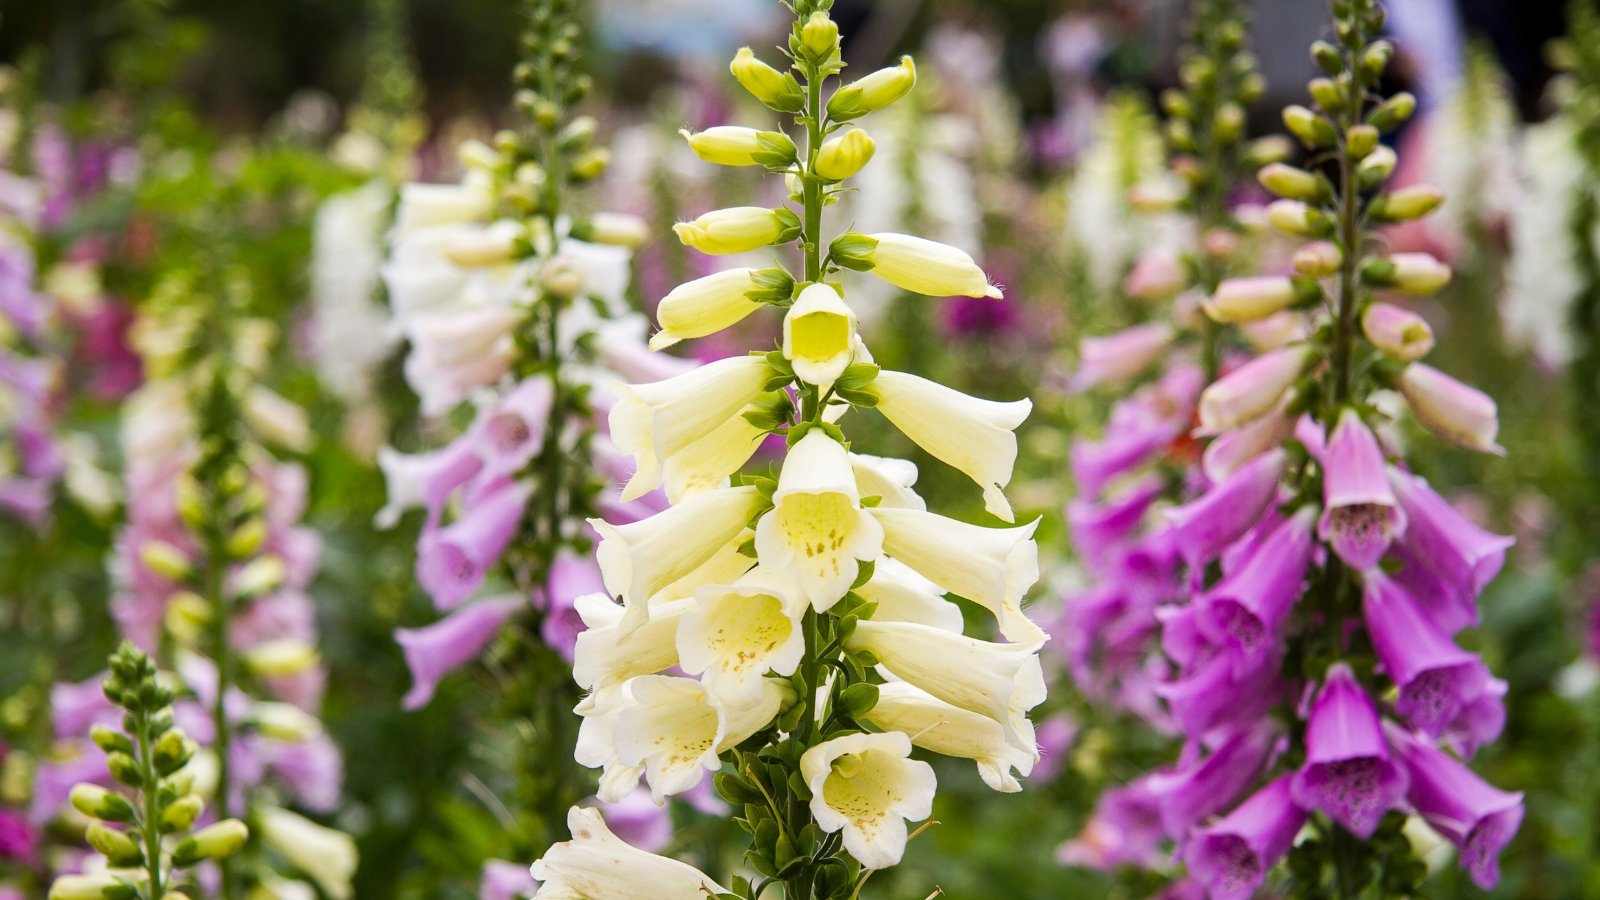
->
1065;2;1522;896
532;2;1044;897
49;644;246;900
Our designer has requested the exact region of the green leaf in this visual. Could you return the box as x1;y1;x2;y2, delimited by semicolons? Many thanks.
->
838;682;879;719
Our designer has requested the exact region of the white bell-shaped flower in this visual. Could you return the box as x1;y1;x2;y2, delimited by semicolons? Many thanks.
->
393;176;494;239
530;806;729;899
782;283;858;388
658;407;768;504
572;593;694;694
609;355;771;501
591;485;764;622
678;570;806;705
846;619;1045;756
869;371;1030;521
800;731;937;870
574;686;646;803
864;681;1037;793
849;453;925;511
856;557;963;632
753;429;884;611
870;507;1043;642
610;674;787;804
257;807;358;900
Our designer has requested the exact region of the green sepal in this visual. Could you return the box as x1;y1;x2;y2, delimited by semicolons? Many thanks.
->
826;233;878;271
851;559;875;589
838;682;880;719
747;268;797;305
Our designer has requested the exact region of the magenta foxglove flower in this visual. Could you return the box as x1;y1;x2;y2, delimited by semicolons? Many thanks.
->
1144;723;1277;839
1067;475;1164;566
1388;468;1512;602
1317;410;1405;570
1069;322;1175;393
1165;448;1288;567
1183;775;1307;900
1198;507;1316;673
1289;663;1408;838
417;481;534;609
1389;545;1477;636
396;594;526;710
540;550;605;660
1440;677;1507;759
1196;344;1314;435
1362;572;1489;735
1156;647;1278;739
1056;779;1165;871
1384;722;1522;889
469;376;554;482
0;809;36;863
50;673;114;739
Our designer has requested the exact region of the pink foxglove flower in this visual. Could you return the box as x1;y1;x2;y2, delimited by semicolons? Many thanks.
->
1317;409;1406;570
1069;322;1174;392
396;595;526;710
1363;572;1489;735
1289;663;1409;838
417;481;534;609
1385;722;1523;890
1197;344;1313;434
1165;447;1288;567
1183;776;1307;900
1198;507;1316;673
1388;468;1513;601
1144;723;1277;839
1396;362;1503;455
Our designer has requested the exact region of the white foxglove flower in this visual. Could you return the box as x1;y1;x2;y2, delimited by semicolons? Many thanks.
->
864;681;1036;793
650;267;766;350
658;407;767;504
310;182;393;403
1504;116;1589;365
572;593;694;693
849;453;925;511
870;507;1043;641
846;619;1045;756
243;386;311;452
530;806;728;899
591;485;764;623
753;429;884;611
678;570;806;704
403;305;522;416
609;355;770;501
392;174;494;239
258;807;357;900
799;731;936;870
574;685;646;803
855;232;1000;299
857;557;962;632
782;283;858;387
870;370;1030;521
611;674;786;803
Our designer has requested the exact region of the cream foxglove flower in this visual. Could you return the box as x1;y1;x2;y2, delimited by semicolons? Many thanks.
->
850;232;999;299
678;570;806;704
258;807;357;900
857;557;962;632
673;207;797;255
849;453;925;511
864;681;1036;793
393;175;494;239
783;283;858;388
869;370;1030;521
649;267;766;350
799;731;936;870
658;403;768;504
572;593;694;694
870;507;1043;641
609;355;770;501
753;429;884;611
611;674;787;803
531;806;728;899
845;618;1045;756
574;685;646;803
591;485;764;623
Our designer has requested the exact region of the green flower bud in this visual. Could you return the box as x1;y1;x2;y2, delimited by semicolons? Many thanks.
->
90;724;134;756
1361;40;1394;80
232;556;286;600
1367;91;1416;132
1283;105;1337;149
224;518;267;559
571;212;650;249
70;784;136;823
680;127;798;168
1346;124;1379;159
1370;184;1444;222
569;148;610;181
153;728;195;776
139;542;193;582
1357;145;1397;190
1308;77;1344;112
1243;135;1294;168
162;794;205;832
172;818;249;867
1258;164;1328;202
814;129;876;182
176;476;206;531
48;873;134;900
1311;40;1344;74
557;116;597;152
1159;88;1191;119
106;752;142;789
1215;103;1245;144
1267;200;1334;238
1293;241;1344;278
730;47;804;113
800;11;840;63
826;56;916;121
86;820;144;868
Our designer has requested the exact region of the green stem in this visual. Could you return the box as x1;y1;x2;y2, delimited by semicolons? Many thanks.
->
206;531;236;900
138;711;166;899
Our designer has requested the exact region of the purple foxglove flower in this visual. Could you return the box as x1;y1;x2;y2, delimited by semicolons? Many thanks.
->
1069;322;1175;393
1156;647;1279;738
1388;468;1512;602
1123;250;1187;301
1067;475;1164;566
1165;448;1288;567
1388;544;1476;635
1440;677;1506;759
396;594;525;710
417;481;532;609
375;440;485;529
1157;603;1208;669
1289;663;1408;838
1183;776;1307;900
1197;344;1314;435
260;733;344;813
1056;778;1165;871
1363;572;1489;735
1198;507;1316;673
601;787;674;852
1069;419;1179;499
30;749;108;823
1201;399;1294;483
1028;713;1078;783
1145;723;1276;838
0;809;37;863
481;858;536;900
1384;721;1522;890
0;478;51;526
51;673;114;739
942;290;1022;337
470;376;554;482
1318;410;1405;570
1397;363;1502;455
540;550;602;661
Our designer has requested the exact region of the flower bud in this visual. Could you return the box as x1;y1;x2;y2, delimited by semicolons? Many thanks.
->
1346;124;1379;159
1293;241;1344;278
224;518;267;560
831;232;999;299
649;267;784;350
162;793;204;832
814;129;875;182
140;541;193;582
1243;135;1293;169
1160;88;1192;119
106;752;142;788
569;148;610;181
1367;91;1416;132
1311;40;1343;74
1202;276;1306;324
48;873;133;900
1201;228;1242;260
783;283;858;387
800;11;840;62
443;228;518;267
827;56;916;120
673;207;801;255
542;256;585;299
1283;105;1336;148
1385;252;1452;295
1257;164;1328;202
70;784;135;822
1361;41;1395;80
87;820;144;867
163;591;210;647
1267;200;1333;238
679;126;797;168
731;47;804;113
1362;303;1435;362
1123;251;1188;301
244;639;320;678
233;555;286;600
172;818;249;866
1357;145;1397;191
1371;185;1444;222
1397;363;1502;455
90;724;134;756
1216;103;1246;144
153;727;195;775
176;476;206;531
1127;180;1185;212
574;212;650;248
1308;77;1344;112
